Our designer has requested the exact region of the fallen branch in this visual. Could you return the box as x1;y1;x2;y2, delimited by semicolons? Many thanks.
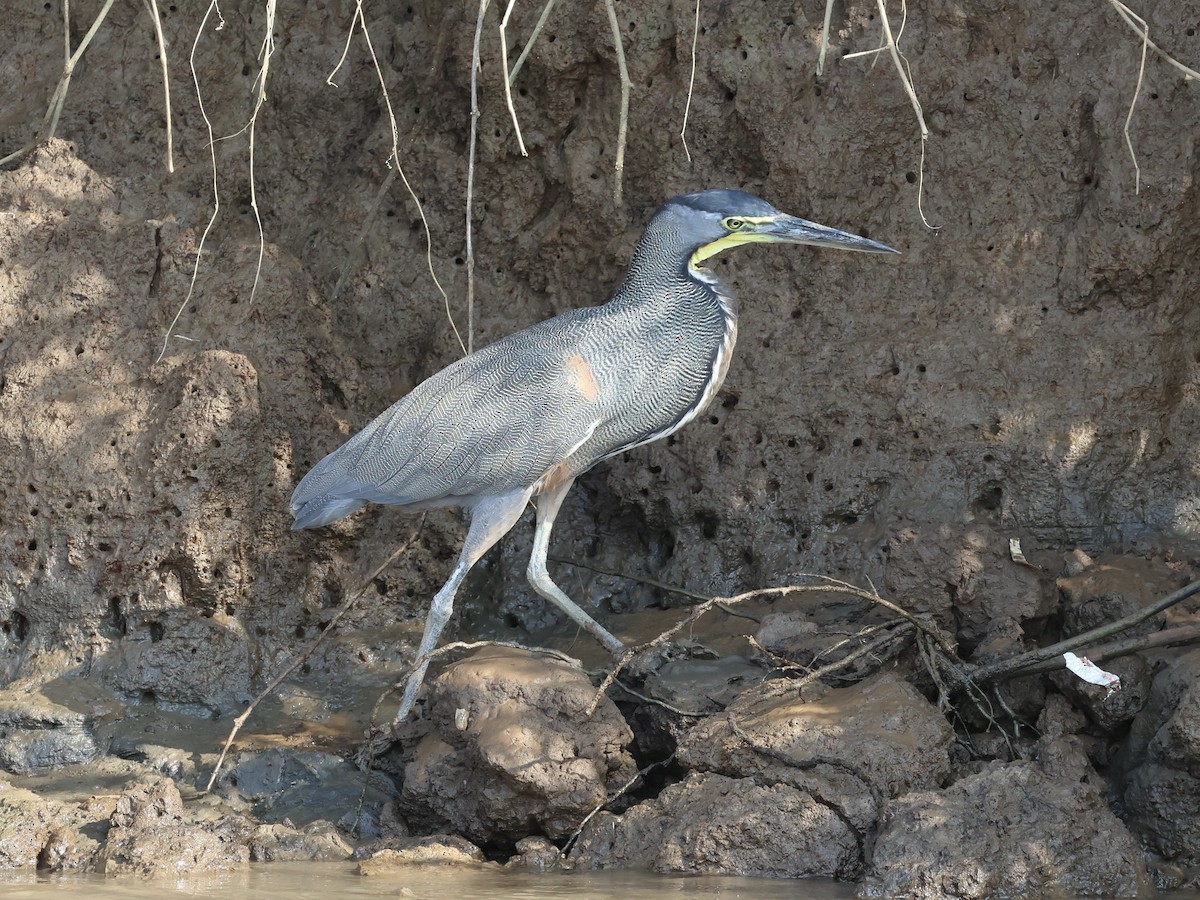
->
753;620;916;696
968;578;1200;685
587;575;953;716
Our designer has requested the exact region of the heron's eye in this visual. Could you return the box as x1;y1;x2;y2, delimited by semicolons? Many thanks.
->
722;217;746;231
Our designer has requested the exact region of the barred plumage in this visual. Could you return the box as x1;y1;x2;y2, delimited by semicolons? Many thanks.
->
290;189;897;722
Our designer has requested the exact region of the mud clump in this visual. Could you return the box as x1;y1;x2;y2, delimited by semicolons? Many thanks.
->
863;745;1149;899
395;647;636;844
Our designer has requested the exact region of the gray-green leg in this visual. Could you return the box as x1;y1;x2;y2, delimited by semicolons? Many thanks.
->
527;477;624;653
394;487;532;723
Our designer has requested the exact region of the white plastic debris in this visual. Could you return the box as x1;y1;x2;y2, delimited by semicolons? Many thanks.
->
1008;538;1037;569
1063;651;1121;698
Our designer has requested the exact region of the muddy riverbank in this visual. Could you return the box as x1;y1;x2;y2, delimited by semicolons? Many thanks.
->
3;0;1200;895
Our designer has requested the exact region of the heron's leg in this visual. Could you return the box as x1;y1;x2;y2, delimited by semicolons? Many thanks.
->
394;487;532;723
527;477;624;653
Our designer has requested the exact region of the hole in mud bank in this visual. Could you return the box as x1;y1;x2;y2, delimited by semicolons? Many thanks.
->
374;578;389;596
148;621;165;642
109;597;127;635
973;482;1003;513
3;611;30;642
141;690;156;703
696;510;719;539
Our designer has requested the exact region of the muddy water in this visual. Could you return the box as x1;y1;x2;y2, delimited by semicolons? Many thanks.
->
1;864;855;899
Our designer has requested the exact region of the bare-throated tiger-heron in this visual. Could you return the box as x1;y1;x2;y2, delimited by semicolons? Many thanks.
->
291;189;897;721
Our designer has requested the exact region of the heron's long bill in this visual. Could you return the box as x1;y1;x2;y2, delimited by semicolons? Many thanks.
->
764;215;899;254
690;214;898;266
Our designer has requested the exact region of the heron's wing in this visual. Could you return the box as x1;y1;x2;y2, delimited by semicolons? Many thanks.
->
291;309;605;522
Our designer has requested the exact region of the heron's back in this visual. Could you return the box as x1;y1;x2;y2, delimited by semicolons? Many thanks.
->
290;278;731;529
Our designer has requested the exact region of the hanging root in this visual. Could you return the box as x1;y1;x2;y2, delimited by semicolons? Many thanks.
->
602;0;632;205
0;0;120;168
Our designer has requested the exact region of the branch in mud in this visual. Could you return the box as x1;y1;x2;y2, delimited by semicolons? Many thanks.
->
584;573;952;717
967;579;1200;686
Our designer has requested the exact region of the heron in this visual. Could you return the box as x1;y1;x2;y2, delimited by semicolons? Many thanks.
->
291;189;897;721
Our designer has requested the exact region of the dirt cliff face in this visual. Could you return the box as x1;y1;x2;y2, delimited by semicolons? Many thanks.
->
1;0;1199;886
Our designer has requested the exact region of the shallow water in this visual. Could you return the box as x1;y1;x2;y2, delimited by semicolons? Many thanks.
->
0;863;855;899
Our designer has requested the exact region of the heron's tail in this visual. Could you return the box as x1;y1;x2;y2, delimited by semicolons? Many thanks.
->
290;494;367;530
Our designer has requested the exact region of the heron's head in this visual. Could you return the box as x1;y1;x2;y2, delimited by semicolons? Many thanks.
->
646;189;898;273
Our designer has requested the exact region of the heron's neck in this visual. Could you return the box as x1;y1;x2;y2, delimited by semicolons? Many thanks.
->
612;246;738;324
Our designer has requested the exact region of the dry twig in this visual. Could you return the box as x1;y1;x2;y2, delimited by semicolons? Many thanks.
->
326;3;460;355
842;0;940;229
561;754;676;857
1102;0;1200;192
143;0;174;173
499;0;530;157
0;0;118;168
327;1;461;354
156;0;225;363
